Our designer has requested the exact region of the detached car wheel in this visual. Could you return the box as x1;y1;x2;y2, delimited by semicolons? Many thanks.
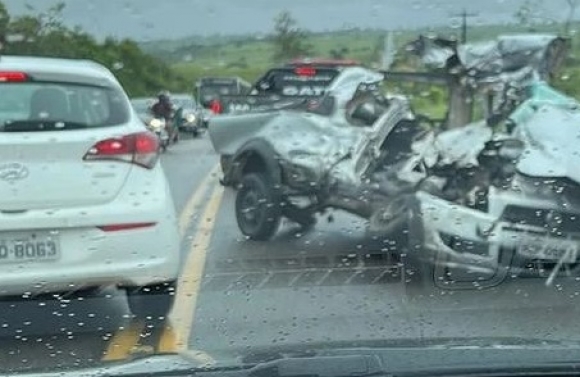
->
126;280;176;320
236;173;282;241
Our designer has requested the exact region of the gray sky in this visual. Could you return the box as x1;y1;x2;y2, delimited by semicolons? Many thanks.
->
1;0;574;40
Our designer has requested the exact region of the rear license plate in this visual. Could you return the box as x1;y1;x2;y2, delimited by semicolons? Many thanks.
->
0;232;60;263
518;236;578;263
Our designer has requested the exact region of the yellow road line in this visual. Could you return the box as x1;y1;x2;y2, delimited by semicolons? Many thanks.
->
157;323;178;353
157;325;215;365
178;164;220;237
102;320;145;361
164;184;225;354
102;162;220;361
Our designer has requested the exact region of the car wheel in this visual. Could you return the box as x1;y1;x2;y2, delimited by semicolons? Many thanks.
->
126;280;176;321
236;173;282;241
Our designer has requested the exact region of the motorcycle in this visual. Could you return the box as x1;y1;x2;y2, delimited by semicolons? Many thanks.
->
147;117;170;152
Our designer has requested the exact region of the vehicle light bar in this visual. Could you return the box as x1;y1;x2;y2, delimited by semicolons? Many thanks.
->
294;67;317;76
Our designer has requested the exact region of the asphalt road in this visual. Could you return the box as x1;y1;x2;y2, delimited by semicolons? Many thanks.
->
3;133;580;373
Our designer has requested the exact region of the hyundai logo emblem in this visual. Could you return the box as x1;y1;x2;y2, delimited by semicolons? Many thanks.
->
0;162;30;182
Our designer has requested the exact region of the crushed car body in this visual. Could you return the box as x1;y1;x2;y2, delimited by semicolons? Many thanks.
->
208;34;580;292
209;66;418;232
400;34;580;291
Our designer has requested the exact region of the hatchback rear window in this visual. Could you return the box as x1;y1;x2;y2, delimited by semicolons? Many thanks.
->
0;82;130;131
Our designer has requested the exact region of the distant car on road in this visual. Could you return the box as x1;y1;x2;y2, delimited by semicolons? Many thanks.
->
195;76;252;114
0;56;180;319
171;93;205;136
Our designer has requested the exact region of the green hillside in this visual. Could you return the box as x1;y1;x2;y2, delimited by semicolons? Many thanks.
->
136;16;580;119
145;21;577;87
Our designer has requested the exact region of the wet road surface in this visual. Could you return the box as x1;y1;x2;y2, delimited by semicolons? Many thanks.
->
2;133;580;373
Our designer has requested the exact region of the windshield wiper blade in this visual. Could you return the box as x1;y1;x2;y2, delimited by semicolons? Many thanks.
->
248;355;385;377
395;363;580;377
2;120;89;132
103;355;385;377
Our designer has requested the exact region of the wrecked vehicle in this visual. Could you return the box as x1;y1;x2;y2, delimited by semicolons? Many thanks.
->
394;33;570;128
214;62;369;183
396;34;580;294
208;66;422;240
208;33;580;295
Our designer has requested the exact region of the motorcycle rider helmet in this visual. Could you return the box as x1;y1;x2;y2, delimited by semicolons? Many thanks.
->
157;90;171;103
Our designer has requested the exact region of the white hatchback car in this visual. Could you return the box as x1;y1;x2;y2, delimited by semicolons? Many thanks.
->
0;56;180;318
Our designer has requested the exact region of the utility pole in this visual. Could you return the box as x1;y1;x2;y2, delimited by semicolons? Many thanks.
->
382;31;395;70
450;9;479;43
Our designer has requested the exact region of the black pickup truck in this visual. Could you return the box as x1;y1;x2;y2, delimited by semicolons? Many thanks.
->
216;59;362;114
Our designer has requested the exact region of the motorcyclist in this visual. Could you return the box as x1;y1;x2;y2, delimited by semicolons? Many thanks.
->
151;91;178;143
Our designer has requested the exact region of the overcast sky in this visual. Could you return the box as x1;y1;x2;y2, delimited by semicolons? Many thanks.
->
1;0;575;40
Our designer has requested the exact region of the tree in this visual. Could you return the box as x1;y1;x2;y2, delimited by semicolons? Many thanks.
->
0;1;187;97
0;1;9;38
271;11;311;62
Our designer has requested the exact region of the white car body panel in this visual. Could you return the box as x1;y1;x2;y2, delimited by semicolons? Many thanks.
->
0;56;180;295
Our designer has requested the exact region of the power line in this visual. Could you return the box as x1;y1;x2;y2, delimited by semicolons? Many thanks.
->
449;9;479;43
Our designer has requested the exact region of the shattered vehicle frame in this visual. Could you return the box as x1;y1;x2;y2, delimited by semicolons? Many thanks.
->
209;66;421;239
394;34;580;296
209;33;580;296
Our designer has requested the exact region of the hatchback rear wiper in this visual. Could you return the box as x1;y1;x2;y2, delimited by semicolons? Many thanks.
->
2;120;89;132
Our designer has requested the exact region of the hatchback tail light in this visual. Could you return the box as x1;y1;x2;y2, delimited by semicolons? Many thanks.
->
83;132;159;169
0;71;29;82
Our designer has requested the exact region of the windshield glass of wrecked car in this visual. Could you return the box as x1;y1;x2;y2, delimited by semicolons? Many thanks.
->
7;0;580;375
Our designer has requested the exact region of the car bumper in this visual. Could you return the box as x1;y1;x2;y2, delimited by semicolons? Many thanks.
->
413;190;580;287
178;121;200;131
0;167;181;296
